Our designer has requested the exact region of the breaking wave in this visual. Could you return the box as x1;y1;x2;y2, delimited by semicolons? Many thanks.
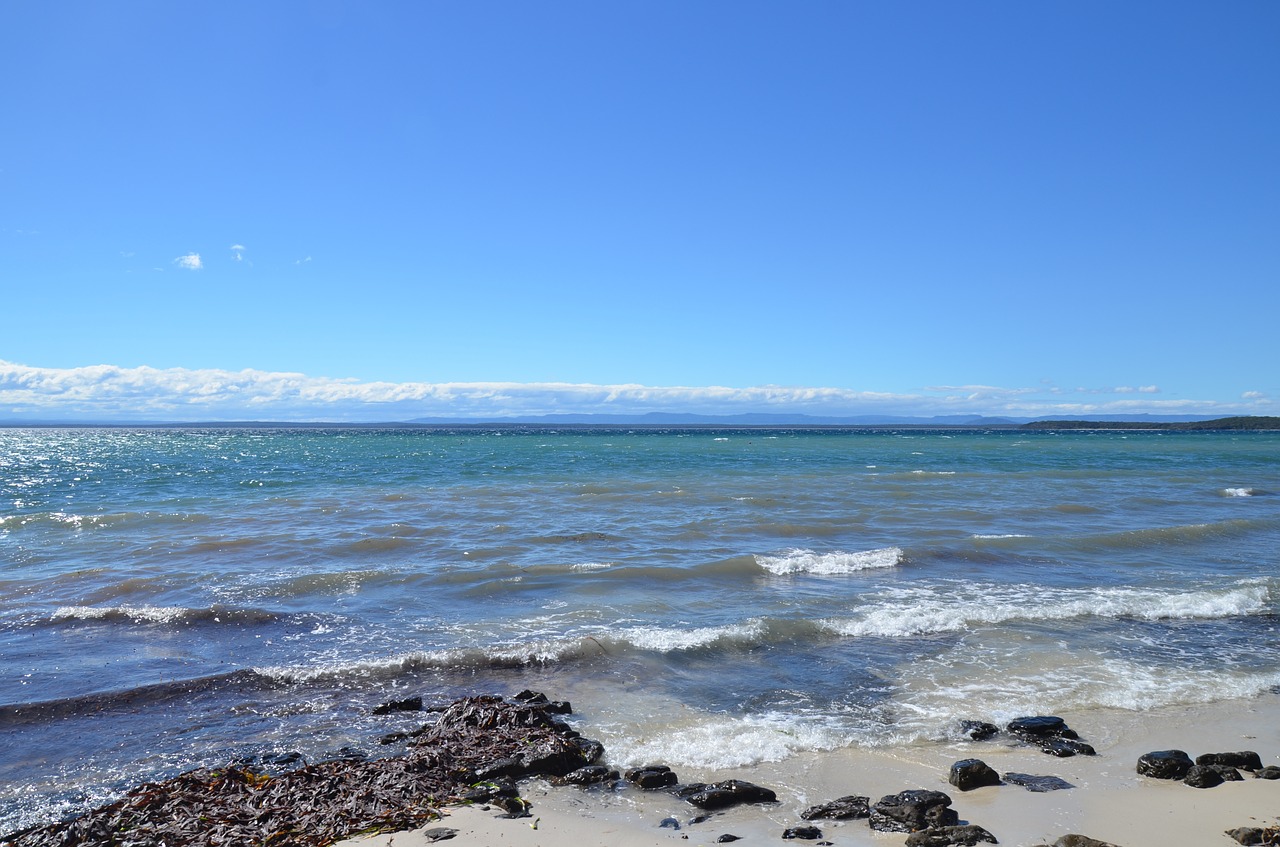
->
756;547;904;575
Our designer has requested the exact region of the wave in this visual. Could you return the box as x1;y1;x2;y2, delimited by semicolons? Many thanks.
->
0;510;210;532
1077;518;1263;550
48;604;284;627
756;547;904;575
0;669;268;726
823;580;1273;638
1222;487;1265;497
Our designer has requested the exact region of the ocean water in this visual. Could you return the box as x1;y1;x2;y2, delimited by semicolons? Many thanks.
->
1;426;1278;833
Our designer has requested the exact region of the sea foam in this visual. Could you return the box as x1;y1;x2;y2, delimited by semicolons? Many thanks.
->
756;547;904;575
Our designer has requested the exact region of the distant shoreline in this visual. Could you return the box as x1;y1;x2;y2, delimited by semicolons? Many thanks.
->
1;416;1279;431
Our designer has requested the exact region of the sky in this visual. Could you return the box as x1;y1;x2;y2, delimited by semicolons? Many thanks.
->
2;1;1277;422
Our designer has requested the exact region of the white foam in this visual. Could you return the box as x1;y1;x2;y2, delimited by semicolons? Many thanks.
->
617;620;764;652
1223;487;1255;497
52;605;189;624
756;547;904;575
824;581;1272;638
604;711;850;769
570;562;612;571
971;533;1032;539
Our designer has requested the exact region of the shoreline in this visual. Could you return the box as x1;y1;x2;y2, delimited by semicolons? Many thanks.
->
338;695;1280;847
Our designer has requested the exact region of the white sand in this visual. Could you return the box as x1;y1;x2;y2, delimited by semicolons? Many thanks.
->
338;696;1280;847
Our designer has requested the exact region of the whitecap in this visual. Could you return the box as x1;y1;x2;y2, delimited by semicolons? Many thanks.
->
756;547;904;575
617;620;764;652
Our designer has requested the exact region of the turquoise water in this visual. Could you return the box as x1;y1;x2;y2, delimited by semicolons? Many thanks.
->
2;427;1278;832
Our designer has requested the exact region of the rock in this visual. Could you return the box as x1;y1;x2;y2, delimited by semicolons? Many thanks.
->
1184;764;1226;788
555;765;619;785
1002;772;1073;792
801;795;870;820
1254;765;1280;779
678;779;777;810
1052;837;1122;847
1040;738;1096;757
949;759;1002;791
659;817;681;830
960;720;1000;741
625;765;679;789
782;825;823;840
1226;826;1265;845
869;790;958;833
716;836;742;843
905;825;999;846
1136;749;1194;780
1197;751;1263;771
457;777;518;804
373;695;424;715
422;828;458;842
1006;716;1068;739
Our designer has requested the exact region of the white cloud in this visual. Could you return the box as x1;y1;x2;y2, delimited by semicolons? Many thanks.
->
0;361;1272;423
1138;385;1160;394
1242;391;1266;400
295;255;312;265
230;244;246;261
174;253;203;271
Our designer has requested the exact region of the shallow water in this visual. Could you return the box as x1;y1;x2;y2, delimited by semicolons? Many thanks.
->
2;426;1278;832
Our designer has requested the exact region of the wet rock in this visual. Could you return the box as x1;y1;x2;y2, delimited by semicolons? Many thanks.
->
1002;772;1073;792
659;817;681;830
1006;716;1094;756
554;765;619;785
513;690;573;714
949;759;1002;791
782;825;823;839
1136;749;1194;780
373;695;424;715
625;765;679;789
457;777;518;804
324;746;368;763
1226;826;1266;845
1254;765;1280;779
1197;751;1263;771
677;779;777;810
1183;764;1227;788
1051;837;1122;847
869;790;958;833
905;825;999;846
716;836;742;843
960;720;1000;741
801;795;870;820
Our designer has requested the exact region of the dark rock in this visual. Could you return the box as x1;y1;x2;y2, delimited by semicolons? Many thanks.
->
574;736;605;763
373;695;424;715
625;765;679;789
659;817;681;830
782;825;823;840
678;779;777;810
513;689;550;704
324;746;368;763
1136;749;1194;780
422;828;459;842
457;777;518;804
960;720;1000;741
905;825;999;846
801;795;870;820
555;765;619;785
869;790;957;833
1197;751;1263;771
473;756;522;780
1184;764;1226;788
1039;738;1096;757
1052;837;1122;847
1002;772;1074;792
949;758;1002;791
1254;765;1280;779
716;836;742;844
1006;716;1068;738
1226;827;1265;845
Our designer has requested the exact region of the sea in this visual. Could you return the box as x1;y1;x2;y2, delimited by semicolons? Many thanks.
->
2;425;1278;835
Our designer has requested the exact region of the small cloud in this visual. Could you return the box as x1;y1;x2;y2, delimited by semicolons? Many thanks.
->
174;252;203;271
295;255;312;265
1138;385;1160;394
1243;390;1266;400
230;244;246;262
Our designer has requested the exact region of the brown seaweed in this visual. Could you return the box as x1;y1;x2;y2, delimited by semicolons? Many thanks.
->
2;694;598;847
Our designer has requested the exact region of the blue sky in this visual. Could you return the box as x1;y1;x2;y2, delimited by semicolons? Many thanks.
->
2;1;1277;421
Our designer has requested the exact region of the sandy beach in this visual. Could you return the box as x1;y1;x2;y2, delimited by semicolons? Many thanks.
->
338;696;1280;847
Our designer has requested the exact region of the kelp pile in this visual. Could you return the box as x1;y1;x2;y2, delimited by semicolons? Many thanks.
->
2;694;602;847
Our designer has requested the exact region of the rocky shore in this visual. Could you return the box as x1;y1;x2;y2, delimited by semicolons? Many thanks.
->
3;693;1278;847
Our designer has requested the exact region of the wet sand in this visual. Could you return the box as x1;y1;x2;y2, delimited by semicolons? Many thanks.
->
338;695;1280;847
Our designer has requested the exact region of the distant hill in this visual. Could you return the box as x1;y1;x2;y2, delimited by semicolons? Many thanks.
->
1021;416;1280;431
